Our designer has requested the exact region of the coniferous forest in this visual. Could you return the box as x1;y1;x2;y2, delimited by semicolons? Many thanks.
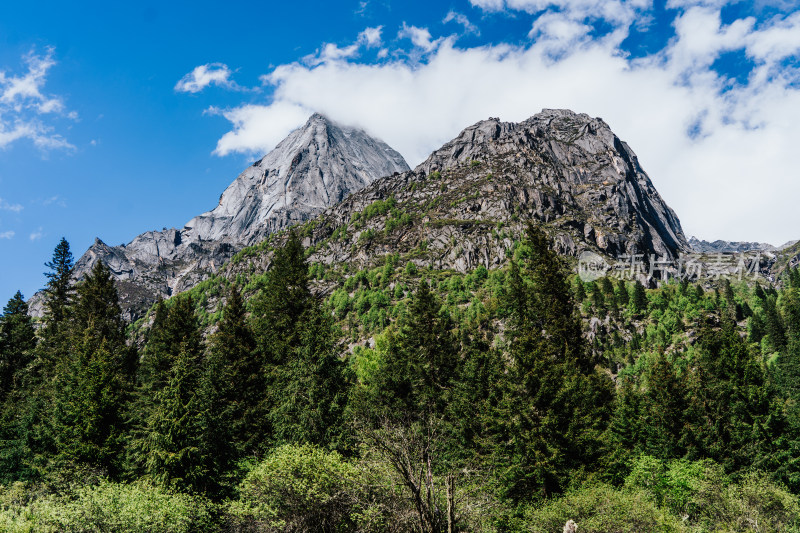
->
2;226;800;532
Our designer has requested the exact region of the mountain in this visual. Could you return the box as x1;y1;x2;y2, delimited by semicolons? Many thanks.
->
31;114;409;321
224;109;690;287
688;237;778;254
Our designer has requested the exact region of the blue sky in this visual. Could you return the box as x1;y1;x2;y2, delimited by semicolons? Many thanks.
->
1;0;799;303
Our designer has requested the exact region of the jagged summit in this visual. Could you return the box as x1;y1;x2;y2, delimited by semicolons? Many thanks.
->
414;109;688;259
224;109;693;290
30;114;410;321
186;113;409;246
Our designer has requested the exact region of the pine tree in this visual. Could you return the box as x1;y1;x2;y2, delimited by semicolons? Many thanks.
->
616;279;629;306
270;301;350;449
493;224;612;500
42;237;74;328
203;287;258;463
632;280;648;315
135;296;209;493
375;280;460;420
251;230;312;365
50;261;134;477
0;292;36;399
0;292;38;483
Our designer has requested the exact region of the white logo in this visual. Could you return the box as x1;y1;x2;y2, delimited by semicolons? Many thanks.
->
577;250;609;282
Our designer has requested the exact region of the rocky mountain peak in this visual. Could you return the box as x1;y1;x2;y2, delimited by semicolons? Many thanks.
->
32;114;410;321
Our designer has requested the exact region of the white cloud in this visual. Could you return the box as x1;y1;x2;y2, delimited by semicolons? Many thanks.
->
29;228;43;241
398;23;442;52
0;198;23;213
205;8;800;245
209;101;311;156
303;27;384;66
359;26;384;47
0;231;14;240
444;11;480;35
0;48;75;151
175;63;238;93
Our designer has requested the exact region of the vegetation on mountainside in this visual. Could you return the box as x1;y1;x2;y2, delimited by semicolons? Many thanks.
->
2;227;800;531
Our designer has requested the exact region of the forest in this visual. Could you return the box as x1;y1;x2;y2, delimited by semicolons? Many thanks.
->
1;225;799;532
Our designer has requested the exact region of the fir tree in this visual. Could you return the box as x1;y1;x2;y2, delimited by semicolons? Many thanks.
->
203;287;258;462
493;224;612;500
0;292;36;399
51;261;134;477
42;237;74;328
135;296;209;493
632;280;648;315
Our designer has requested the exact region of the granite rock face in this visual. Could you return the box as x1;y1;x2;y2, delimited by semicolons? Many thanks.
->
227;109;692;287
40;114;409;321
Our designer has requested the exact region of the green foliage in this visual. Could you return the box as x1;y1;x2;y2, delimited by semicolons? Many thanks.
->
0;292;36;400
0;480;213;532
525;483;687;533
491;225;613;500
133;296;210;493
51;261;134;477
228;444;365;532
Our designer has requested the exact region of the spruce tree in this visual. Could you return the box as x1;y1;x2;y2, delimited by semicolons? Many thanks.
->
632;280;648;315
135;296;209;493
42;237;74;328
202;287;258;466
51;261;134;477
494;224;612;500
0;292;36;399
270;301;350;449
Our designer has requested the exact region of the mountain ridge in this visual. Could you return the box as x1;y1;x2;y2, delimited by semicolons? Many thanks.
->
29;114;409;320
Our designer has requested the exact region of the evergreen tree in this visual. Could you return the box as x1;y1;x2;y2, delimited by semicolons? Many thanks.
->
616;279;629;306
492;225;612;500
135;296;209;493
203;287;258;463
270;301;350;450
51;261;134;477
0;292;36;399
250;230;312;365
374;280;460;420
632;280;648;315
0;292;38;483
42;237;74;329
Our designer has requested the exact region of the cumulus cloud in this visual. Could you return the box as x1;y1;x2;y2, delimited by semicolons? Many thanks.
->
175;63;240;93
209;101;311;156
203;7;800;244
29;228;43;241
0;231;14;240
0;48;75;151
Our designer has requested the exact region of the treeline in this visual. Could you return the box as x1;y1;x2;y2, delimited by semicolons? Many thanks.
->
0;228;799;531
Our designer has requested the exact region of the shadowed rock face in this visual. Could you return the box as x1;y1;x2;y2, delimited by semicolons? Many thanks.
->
226;109;691;288
30;114;409;321
413;109;688;260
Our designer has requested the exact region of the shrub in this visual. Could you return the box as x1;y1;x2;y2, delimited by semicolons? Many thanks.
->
227;444;363;532
525;483;688;533
0;480;213;533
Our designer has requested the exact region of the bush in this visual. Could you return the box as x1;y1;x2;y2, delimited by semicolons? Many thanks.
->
525;483;688;533
227;444;364;532
0;480;213;533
